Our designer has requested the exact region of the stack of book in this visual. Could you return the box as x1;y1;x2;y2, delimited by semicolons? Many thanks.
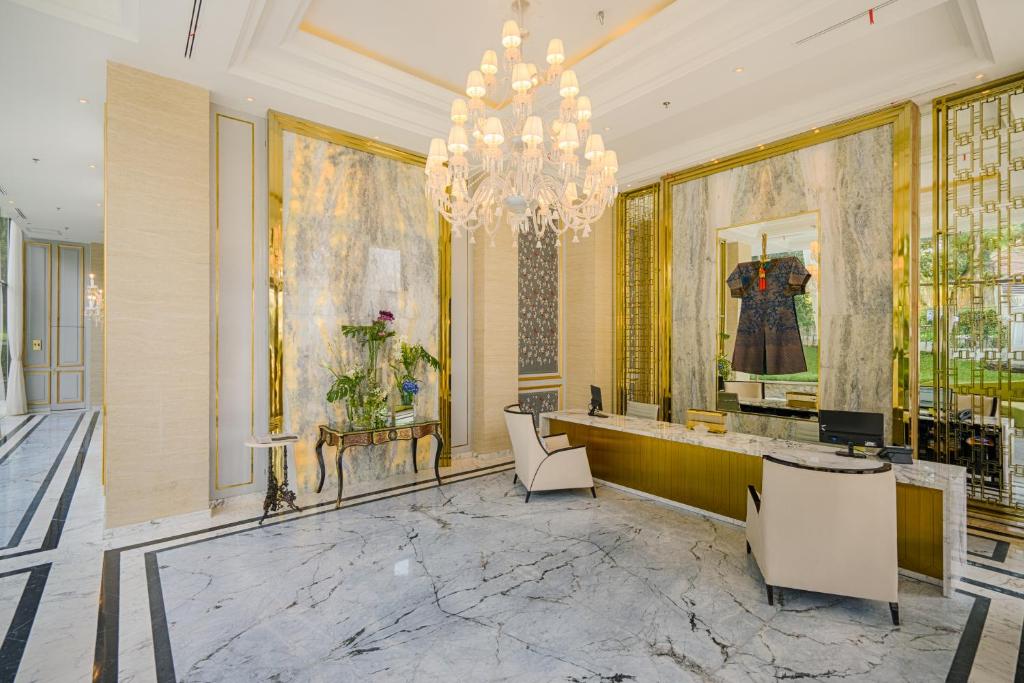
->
394;408;416;426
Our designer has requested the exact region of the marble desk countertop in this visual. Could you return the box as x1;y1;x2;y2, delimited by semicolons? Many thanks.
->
541;409;967;596
541;409;964;492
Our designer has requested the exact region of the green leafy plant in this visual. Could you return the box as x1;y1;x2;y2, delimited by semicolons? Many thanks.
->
341;310;396;372
390;341;440;406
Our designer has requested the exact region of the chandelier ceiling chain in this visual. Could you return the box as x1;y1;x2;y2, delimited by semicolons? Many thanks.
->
424;3;619;246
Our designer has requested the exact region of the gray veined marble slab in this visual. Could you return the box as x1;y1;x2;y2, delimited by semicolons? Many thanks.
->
151;472;970;682
541;410;967;597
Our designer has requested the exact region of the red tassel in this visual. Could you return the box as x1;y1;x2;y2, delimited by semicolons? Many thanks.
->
758;264;767;291
868;8;875;24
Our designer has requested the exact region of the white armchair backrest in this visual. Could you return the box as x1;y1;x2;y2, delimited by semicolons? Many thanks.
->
626;401;660;420
504;405;547;477
760;455;897;601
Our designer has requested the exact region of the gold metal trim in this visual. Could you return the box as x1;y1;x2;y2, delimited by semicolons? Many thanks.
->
23;241;51;370
267;111;452;461
661;102;919;450
214;112;257;491
614;182;665;415
55;243;85;368
56;369;84;404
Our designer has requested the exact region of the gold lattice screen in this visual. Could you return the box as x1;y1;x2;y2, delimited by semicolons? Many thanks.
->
933;73;1024;510
615;185;667;414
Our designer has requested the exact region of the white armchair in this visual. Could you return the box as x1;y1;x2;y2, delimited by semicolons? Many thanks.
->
503;404;596;502
746;454;900;624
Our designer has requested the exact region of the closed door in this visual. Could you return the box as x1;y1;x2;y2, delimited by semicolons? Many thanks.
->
24;241;85;410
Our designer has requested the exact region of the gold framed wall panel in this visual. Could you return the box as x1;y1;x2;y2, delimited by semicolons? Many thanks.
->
56;369;85;404
267;111;451;465
55;243;85;368
214;113;257;490
23;241;51;370
25;369;51;406
661;102;919;449
614;183;667;415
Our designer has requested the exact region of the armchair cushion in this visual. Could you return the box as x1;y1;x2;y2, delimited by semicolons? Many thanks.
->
542;432;571;451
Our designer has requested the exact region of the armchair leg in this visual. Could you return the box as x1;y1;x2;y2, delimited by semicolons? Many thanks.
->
778;588;784;607
889;602;900;626
513;473;518;484
766;584;774;606
524;491;531;503
590;486;596;498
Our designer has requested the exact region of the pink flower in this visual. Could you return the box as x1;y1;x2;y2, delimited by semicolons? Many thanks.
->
377;310;395;323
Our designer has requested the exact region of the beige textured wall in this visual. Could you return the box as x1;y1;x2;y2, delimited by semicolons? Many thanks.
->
88;242;103;407
104;62;210;527
565;212;615;411
471;228;518;454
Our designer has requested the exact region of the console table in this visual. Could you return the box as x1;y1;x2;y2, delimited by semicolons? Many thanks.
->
315;419;444;508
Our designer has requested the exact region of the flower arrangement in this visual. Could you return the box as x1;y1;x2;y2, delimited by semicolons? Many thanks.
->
326;311;439;428
390;340;441;408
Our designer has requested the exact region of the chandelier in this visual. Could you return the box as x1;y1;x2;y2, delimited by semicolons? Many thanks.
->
85;272;104;325
424;11;619;246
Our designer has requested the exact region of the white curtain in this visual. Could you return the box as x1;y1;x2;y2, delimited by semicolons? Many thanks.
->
6;221;26;415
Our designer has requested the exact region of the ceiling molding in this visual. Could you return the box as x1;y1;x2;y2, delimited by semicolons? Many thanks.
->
6;0;140;42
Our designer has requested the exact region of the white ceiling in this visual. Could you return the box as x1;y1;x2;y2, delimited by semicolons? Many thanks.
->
1;0;1023;244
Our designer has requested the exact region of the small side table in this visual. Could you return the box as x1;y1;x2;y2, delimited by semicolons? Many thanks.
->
315;419;444;508
245;435;303;525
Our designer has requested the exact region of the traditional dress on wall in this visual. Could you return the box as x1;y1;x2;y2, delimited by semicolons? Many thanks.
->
727;256;811;375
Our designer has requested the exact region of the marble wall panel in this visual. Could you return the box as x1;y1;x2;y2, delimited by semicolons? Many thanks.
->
671;126;895;437
281;131;439;493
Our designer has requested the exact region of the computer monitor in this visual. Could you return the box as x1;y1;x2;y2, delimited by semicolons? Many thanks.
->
589;385;606;417
818;409;884;458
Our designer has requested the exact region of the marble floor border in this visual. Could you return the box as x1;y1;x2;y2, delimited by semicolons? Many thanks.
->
0;562;51;682
0;412;100;561
1;414;83;551
92;460;515;683
969;539;1010;563
102;468;1013;683
0;415;42;468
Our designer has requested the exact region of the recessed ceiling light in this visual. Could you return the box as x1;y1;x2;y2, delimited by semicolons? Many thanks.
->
734;66;744;73
975;73;985;80
711;158;718;163
79;97;89;104
813;128;821;134
373;136;381;140
758;144;765;150
604;126;611;132
96;202;101;207
6;200;13;205
245;96;255;102
88;164;96;169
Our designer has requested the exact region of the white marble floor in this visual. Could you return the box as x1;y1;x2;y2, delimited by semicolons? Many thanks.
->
0;414;1022;682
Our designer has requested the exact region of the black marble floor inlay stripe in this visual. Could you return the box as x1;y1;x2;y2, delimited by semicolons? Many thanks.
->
947;590;990;683
145;552;176;683
0;563;51;683
961;576;1024;601
969;559;1024;581
1;414;82;551
92;462;514;683
0;416;38;468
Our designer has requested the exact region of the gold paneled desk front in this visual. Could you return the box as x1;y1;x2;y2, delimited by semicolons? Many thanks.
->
542;410;966;597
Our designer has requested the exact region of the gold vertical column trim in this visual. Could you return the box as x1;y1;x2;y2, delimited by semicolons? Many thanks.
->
214;112;257;490
438;216;452;466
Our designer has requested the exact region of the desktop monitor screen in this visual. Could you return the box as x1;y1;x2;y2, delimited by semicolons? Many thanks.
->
818;410;884;449
590;385;603;412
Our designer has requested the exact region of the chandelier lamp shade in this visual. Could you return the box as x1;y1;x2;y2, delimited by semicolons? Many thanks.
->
424;17;619;245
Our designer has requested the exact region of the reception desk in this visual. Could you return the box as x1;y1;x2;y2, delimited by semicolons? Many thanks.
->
541;410;966;596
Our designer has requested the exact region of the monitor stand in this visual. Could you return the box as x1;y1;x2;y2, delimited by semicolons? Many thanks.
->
588;406;609;418
836;442;867;459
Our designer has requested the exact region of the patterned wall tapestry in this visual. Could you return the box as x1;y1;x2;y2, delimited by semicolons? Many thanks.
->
518;389;560;427
518;229;560;376
281;130;438;493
